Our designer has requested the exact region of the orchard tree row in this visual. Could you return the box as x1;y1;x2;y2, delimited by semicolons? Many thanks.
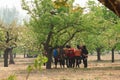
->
21;0;120;69
0;0;120;68
0;7;38;67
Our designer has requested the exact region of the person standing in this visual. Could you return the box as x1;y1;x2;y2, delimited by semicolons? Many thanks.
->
53;47;59;68
74;45;82;68
81;45;88;68
64;45;71;68
68;47;75;68
59;46;65;68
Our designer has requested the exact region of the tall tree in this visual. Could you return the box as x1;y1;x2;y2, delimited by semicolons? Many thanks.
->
101;3;120;62
79;0;118;61
22;0;86;69
0;7;22;66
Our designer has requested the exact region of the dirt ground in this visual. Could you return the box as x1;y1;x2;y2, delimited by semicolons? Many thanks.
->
0;54;120;80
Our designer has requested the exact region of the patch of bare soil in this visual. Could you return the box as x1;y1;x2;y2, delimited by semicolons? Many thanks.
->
0;54;120;80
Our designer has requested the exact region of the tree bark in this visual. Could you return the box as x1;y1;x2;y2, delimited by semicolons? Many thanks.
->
14;53;16;58
96;47;102;61
111;47;116;63
0;53;1;58
46;47;53;69
98;0;120;17
24;48;26;58
111;49;114;63
9;48;15;64
24;53;26;58
44;24;54;69
4;48;9;67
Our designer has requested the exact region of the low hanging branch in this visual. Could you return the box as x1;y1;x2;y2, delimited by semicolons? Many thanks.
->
98;0;120;17
108;0;119;17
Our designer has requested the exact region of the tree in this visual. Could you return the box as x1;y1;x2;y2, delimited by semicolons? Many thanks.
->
0;6;22;67
86;0;120;62
101;4;120;62
22;0;87;69
0;21;21;66
78;0;119;61
81;1;107;61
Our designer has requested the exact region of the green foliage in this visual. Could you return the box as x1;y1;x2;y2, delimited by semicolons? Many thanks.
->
26;54;48;79
27;54;48;71
7;74;16;80
0;27;5;49
21;0;120;57
2;74;17;80
21;0;86;50
0;21;23;51
79;1;120;52
27;65;34;73
34;54;48;70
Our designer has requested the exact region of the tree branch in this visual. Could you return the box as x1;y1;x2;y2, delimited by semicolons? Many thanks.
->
62;30;82;47
44;24;54;50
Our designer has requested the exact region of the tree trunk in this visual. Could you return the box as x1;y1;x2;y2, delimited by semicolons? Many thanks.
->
24;53;26;58
96;48;101;61
0;51;1;57
44;24;54;69
0;53;1;58
46;47;53;69
9;48;15;64
14;53;16;58
24;48;26;58
111;47;115;63
4;48;9;67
